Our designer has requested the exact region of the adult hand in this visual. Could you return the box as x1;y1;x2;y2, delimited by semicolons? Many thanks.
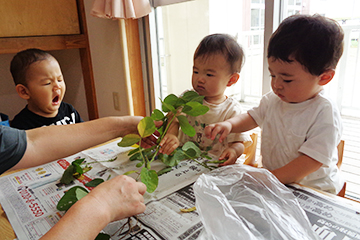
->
86;175;146;222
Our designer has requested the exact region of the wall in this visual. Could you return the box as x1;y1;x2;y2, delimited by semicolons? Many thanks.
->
83;1;130;118
0;1;130;122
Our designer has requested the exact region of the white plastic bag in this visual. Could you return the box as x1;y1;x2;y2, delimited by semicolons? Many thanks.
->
193;164;320;240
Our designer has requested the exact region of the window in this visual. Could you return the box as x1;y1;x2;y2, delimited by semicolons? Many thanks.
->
146;0;360;117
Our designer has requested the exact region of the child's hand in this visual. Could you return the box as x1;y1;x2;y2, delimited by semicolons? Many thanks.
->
159;134;179;155
218;147;238;166
204;122;232;143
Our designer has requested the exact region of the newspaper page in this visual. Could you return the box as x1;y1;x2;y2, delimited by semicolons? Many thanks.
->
1;139;360;240
288;184;360;240
0;140;210;240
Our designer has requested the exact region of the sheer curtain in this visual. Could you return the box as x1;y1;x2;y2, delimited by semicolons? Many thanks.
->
91;0;152;19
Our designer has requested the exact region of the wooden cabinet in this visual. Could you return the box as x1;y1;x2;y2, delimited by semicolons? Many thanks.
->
0;0;98;119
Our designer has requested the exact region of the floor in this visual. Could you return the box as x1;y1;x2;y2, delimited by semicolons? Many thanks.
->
241;101;360;201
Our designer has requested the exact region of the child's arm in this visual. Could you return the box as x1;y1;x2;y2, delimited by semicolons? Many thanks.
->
218;141;245;166
270;154;323;184
159;113;180;155
205;113;258;142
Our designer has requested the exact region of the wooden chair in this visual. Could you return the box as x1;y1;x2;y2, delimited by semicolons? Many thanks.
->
243;133;258;166
337;140;346;197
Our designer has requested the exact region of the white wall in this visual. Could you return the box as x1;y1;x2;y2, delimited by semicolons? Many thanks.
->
83;1;130;117
0;1;130;122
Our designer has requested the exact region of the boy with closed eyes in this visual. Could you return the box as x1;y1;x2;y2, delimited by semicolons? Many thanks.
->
10;48;83;130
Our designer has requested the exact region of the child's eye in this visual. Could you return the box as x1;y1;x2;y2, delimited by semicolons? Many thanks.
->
207;73;214;77
193;70;199;74
283;80;293;83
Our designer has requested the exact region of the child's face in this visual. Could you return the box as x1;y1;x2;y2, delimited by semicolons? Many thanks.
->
268;57;324;103
192;53;238;104
24;57;66;117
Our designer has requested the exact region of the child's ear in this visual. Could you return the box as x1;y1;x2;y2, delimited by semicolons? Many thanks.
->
15;84;31;100
318;69;335;86
227;73;240;87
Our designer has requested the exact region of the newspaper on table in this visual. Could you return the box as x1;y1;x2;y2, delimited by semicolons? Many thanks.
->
0;140;360;240
0;140;210;240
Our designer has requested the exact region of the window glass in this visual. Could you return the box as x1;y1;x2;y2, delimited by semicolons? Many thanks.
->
151;0;265;108
150;0;360;117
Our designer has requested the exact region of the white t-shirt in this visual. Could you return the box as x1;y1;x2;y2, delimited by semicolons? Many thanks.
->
178;96;252;157
248;91;344;194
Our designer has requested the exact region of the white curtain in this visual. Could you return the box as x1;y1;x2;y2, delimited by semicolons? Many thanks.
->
151;0;193;8
91;0;152;19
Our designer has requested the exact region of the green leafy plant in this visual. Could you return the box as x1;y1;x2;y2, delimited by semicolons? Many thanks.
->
56;91;225;239
118;90;211;193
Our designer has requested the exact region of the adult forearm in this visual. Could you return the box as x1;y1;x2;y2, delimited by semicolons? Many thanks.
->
40;195;110;240
14;116;142;170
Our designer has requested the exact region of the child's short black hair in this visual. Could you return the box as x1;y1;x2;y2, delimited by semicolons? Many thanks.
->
194;33;244;73
267;14;344;76
10;48;53;86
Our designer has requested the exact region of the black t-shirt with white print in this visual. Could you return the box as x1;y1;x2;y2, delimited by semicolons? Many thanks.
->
11;102;83;130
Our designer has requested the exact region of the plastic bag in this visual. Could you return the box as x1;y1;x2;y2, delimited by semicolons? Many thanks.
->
193;164;320;240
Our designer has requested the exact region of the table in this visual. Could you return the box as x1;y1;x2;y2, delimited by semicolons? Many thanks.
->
1;141;360;240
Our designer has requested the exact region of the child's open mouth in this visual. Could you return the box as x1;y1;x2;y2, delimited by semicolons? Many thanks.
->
52;96;60;104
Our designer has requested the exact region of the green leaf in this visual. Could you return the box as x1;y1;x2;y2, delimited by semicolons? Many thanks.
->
158;150;186;167
75;187;88;200
151;109;165;120
85;178;104;187
181;90;205;103
138;117;156;138
182;102;209;116
182;141;202;158
118;134;141;147
163;94;179;106
72;158;85;166
161;100;176;113
57;186;88;211
95;233;111;240
177;115;196;137
72;162;83;175
140;168;158;193
60;165;76;185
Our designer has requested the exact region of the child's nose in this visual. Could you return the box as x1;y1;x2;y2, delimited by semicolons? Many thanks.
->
272;77;282;89
53;82;62;90
197;75;206;83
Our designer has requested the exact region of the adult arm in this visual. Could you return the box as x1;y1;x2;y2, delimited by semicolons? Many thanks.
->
40;175;146;240
11;116;143;170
